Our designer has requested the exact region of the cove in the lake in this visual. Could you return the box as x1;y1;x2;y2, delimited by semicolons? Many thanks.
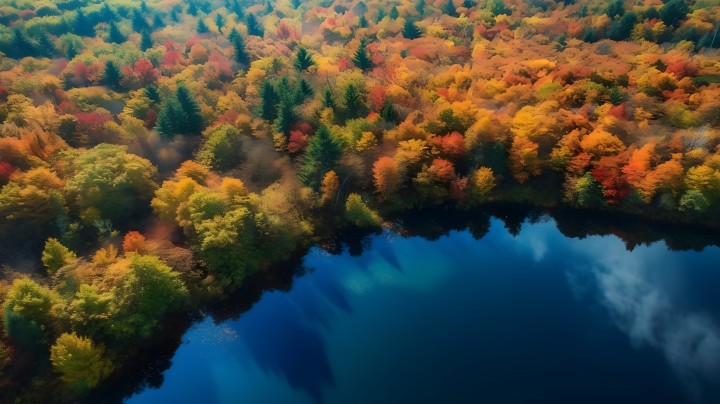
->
124;213;720;404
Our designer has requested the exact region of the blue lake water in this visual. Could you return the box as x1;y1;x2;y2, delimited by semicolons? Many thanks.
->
127;217;720;404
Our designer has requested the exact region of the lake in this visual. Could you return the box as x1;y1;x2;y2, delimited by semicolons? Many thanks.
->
126;214;720;404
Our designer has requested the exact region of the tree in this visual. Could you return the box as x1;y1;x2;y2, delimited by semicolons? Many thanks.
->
293;47;314;72
42;238;76;275
259;80;280;121
157;98;186;137
660;0;689;26
140;30;154;51
390;6;399;20
108;22;126;44
3;278;60;341
416;0;426;16
352;37;374;72
345;193;382;228
320;170;340;206
402;19;422;40
470;167;496;203
175;85;205;135
300;125;342;189
215;13;225;32
50;333;114;391
231;32;250;66
373;157;401;199
64;144;158;224
246;13;263;37
343;84;367;120
75;10;94;37
110;255;189;338
197;19;209;33
123;231;147;254
380;99;399;123
442;0;458;17
274;97;296;136
322;87;337;111
509;136;541;184
605;0;624;18
568;172;606;208
103;61;122;88
197;124;244;170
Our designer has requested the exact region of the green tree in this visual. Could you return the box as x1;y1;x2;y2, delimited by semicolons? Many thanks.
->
390;6;399;19
157;98;186;137
246;13;263;37
352;37;374;72
175;85;204;134
359;15;369;28
322;87;337;111
110;255;189;338
231;31;250;66
679;190;710;215
660;0;689;26
103;60;122;88
344;193;382;228
293;47;314;72
274;97;296;136
67;285;112;337
197;124;244;171
2;278;60;342
197;19;209;33
380;98;399;123
140;30;154;51
442;0;458;17
75;10;94;37
416;0;426;16
300;125;342;189
571;173;606;208
215;13;225;32
259;80;280;121
50;333;114;391
107;22;126;44
402;19;422;39
41;238;76;275
64;144;158;224
342;83;367;120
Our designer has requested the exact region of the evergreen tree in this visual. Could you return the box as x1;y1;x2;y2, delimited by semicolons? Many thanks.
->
103;61;122;88
352;37;373;72
152;14;165;29
188;2;198;16
232;32;250;66
145;85;161;103
11;28;36;58
140;30;154;51
380;99;398;123
402;19;422;39
292;0;301;9
443;0;458;17
259;81;280;121
342;83;367;120
377;9;385;22
197;19;209;33
274;97;295;136
108;22;126;44
246;13;263;37
299;125;342;189
215;13;225;32
322;88;337;111
132;10;149;32
100;4;116;21
416;0;426;16
293;47;314;71
175;86;204;135
359;15;369;28
660;0;689;26
66;41;79;60
605;0;624;18
157;98;185;137
390;6;399;19
36;30;56;58
75;10;94;37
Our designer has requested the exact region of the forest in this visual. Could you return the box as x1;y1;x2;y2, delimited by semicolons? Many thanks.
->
0;0;718;400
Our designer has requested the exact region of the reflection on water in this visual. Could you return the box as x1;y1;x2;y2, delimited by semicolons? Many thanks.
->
126;215;720;404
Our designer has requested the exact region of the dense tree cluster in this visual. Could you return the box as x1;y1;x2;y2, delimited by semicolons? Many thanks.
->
0;0;718;399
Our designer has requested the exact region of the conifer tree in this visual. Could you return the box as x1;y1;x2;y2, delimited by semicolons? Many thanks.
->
322;88;337;111
274;97;295;136
103;61;122;88
352;38;373;72
402;19;422;39
293;47;314;72
157;98;185;137
300;125;342;189
75;10;94;37
176;86;203;135
443;0;458;17
342;83;367;120
259;81;280;121
380;99;399;123
140;30;153;51
197;19;209;33
108;22;126;44
390;6;399;19
246;13;263;37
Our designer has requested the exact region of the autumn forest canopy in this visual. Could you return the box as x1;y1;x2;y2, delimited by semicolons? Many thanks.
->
0;0;718;400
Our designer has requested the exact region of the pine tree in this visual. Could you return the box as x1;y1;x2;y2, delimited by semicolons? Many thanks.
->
66;41;79;60
352;38;373;72
145;85;161;103
292;0;301;9
377;9;385;22
215;13;225;32
132;10;149;32
359;15;369;28
322;88;337;112
75;10;94;37
100;4;116;21
293;47;314;71
188;2;198;16
402;19;422;39
246;13;263;37
36;30;56;58
103;61;122;88
259;81;280;121
232;32;249;66
152;14;165;29
11;28;36;58
342;83;367;120
300;125;342;189
140;30;153;51
108;22;126;44
197;19;209;33
274;97;295;136
380;99;398;123
157;98;185;137
390;6;399;19
416;0;426;16
175;85;204;135
443;0;458;17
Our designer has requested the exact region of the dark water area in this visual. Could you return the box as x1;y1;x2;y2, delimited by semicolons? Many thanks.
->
124;211;720;404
